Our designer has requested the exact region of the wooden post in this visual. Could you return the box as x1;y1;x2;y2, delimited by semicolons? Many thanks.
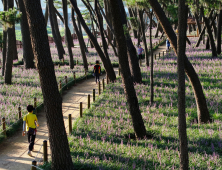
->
62;58;64;64
2;117;6;137
65;76;68;85
43;140;48;163
159;52;160;58
76;60;78;65
197;27;199;37
93;89;95;102
98;81;101;95
18;107;21;120
106;75;109;84
102;78;105;91
118;68;120;76
58;64;60;68
73;72;76;84
163;51;164;56
31;160;37;170
88;94;90;109
34;97;37;108
68;114;72;135
155;54;156;60
80;102;82;117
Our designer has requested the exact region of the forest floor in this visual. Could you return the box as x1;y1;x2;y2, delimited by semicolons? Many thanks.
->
0;44;167;170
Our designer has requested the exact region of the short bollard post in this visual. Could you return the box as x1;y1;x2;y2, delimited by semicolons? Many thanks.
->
93;89;95;102
76;60;78;65
58;64;60;68
34;97;37;108
118;68;120;76
31;160;37;170
18;107;21;120
155;54;156;60
73;72;76;84
43;140;48;163
68;114;72;135
88;94;90;109
159;52;160;58
62;58;64;64
102;78;105;91
80;102;82;118
106;75;109;84
2;117;6;137
65;76;68;89
98;81;101;95
163;51;164;56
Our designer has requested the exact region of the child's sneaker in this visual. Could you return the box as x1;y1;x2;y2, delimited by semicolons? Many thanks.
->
27;151;32;157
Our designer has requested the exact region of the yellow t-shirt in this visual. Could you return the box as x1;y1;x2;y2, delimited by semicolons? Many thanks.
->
23;112;38;131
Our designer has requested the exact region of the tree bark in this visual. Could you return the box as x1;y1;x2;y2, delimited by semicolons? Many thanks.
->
45;0;49;26
2;0;7;76
200;7;217;58
177;1;189;169
147;0;210;123
117;0;142;83
217;10;222;54
206;36;210;50
109;0;147;139
69;0;116;81
48;0;65;60
18;0;35;69
128;7;137;38
22;0;74;169
150;10;154;105
4;0;14;84
71;7;88;70
62;0;74;69
12;26;18;60
138;9;149;67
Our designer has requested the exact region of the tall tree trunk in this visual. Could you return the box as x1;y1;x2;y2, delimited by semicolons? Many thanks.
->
62;0;74;69
22;0;74;169
71;8;88;70
4;0;14;84
206;36;210;49
217;9;222;54
128;7;137;38
70;0;116;81
109;0;147;138
117;0;142;83
45;0;49;26
194;12;202;42
177;1;189;169
48;0;65;60
18;0;35;69
104;0;113;44
2;0;7;76
147;0;210;123
150;10;154;105
12;26;18;60
138;9;149;67
200;7;217;58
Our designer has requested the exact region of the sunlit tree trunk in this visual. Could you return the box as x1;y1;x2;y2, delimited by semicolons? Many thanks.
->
177;1;189;169
109;0;147;138
23;0;74;169
2;0;7;76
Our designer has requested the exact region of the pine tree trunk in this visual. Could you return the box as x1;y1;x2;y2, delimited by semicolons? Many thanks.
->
217;10;222;55
147;0;210;123
4;0;14;84
201;7;217;58
48;0;65;60
150;10;154;105
62;0;74;69
45;1;49;26
177;1;189;169
117;0;142;83
71;8;88;70
22;0;74;169
12;26;18;60
70;0;116;81
206;36;210;50
18;0;35;69
138;9;149;67
128;7;137;38
109;0;147;138
2;0;7;76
